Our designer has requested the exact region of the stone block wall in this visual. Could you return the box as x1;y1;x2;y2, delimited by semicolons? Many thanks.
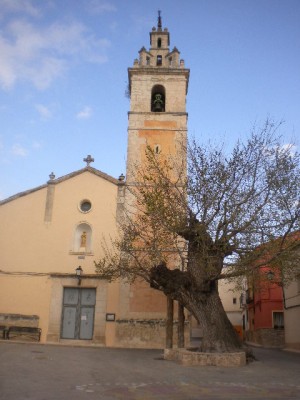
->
246;328;285;347
114;319;190;349
164;348;246;367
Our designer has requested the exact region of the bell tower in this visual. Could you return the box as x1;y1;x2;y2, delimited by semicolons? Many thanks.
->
116;13;190;347
126;11;190;180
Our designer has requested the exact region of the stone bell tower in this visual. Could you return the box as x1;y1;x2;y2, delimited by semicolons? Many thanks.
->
126;11;190;180
116;13;190;348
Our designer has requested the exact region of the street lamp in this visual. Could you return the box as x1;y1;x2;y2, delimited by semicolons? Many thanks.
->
267;270;275;281
75;266;83;286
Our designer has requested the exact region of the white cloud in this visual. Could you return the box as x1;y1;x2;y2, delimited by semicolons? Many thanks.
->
11;143;28;157
88;0;117;14
280;143;297;153
0;18;110;90
76;106;93;119
0;0;41;18
35;104;52;119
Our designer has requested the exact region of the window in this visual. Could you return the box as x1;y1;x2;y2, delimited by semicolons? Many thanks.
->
146;56;150;66
233;298;237;304
157;55;162;66
154;144;161;154
157;38;162;48
273;311;284;329
79;199;92;213
169;57;172;66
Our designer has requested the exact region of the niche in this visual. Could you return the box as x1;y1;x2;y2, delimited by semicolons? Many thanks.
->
74;223;92;253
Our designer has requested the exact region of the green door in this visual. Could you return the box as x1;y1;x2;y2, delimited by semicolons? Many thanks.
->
61;288;96;340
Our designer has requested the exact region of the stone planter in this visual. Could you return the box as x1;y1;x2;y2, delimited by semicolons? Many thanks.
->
164;348;246;367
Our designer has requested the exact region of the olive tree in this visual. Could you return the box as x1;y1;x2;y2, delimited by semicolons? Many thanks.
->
96;120;300;353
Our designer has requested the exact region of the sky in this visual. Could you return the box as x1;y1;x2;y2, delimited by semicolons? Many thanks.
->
0;0;299;200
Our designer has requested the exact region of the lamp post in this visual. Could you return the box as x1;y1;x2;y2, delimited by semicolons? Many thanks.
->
76;266;83;286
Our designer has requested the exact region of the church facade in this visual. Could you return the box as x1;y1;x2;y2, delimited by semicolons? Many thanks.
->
0;16;242;347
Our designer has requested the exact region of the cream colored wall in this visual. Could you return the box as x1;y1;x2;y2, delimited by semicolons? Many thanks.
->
219;279;242;327
0;171;120;343
284;277;300;350
0;171;118;274
0;275;51;341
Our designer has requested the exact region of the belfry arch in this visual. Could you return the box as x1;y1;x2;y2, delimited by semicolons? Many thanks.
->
151;85;165;112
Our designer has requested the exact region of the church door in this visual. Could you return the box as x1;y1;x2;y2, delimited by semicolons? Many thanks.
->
61;288;96;340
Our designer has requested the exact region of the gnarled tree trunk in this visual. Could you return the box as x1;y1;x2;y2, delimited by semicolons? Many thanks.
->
185;285;241;352
150;263;242;353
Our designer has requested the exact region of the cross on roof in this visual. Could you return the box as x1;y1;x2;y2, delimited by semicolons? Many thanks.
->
158;10;162;29
83;155;94;166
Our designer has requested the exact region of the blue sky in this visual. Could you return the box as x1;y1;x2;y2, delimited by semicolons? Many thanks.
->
0;0;299;199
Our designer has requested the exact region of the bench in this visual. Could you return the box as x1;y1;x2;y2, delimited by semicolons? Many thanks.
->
0;325;8;339
7;326;42;341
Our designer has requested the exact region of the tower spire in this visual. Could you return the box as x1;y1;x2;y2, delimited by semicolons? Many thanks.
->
157;10;162;30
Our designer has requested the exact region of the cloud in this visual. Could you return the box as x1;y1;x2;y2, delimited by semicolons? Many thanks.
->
0;18;110;90
88;0;117;14
11;143;28;157
76;106;93;119
0;0;41;18
280;143;297;154
35;104;52;119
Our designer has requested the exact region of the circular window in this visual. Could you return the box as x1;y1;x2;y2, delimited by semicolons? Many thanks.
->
79;200;92;213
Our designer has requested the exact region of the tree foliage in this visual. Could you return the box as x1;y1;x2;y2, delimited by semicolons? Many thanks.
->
95;120;300;352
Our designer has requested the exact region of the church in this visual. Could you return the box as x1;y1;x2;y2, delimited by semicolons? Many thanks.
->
0;15;242;347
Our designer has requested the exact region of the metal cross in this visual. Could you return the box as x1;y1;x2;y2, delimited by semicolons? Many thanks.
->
83;155;94;166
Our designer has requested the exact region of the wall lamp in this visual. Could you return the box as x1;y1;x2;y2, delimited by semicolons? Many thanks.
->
266;270;275;281
76;266;83;286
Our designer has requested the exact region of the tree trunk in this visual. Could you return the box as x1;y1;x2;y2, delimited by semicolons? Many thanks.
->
166;296;174;349
177;302;185;348
186;288;241;353
151;263;242;353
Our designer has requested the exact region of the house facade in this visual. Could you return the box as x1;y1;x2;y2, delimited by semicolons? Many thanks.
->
283;270;300;351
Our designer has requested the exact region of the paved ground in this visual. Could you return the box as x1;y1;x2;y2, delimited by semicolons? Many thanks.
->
0;342;300;400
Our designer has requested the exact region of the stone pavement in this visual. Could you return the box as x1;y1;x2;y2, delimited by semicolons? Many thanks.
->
0;342;299;399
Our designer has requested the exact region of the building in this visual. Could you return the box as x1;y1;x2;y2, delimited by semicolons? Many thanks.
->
0;14;243;348
0;15;191;348
240;238;300;349
244;268;285;347
218;280;243;339
283;265;300;351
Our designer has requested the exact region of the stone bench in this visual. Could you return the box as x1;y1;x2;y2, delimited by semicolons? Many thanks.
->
0;325;8;339
7;326;41;341
0;313;41;341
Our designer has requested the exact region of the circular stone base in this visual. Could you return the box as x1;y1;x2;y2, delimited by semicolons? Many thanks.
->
164;348;246;367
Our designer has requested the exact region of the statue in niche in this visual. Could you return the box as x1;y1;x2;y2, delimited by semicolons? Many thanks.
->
80;231;87;248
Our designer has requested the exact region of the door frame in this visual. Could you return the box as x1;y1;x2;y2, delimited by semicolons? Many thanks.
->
60;287;96;340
